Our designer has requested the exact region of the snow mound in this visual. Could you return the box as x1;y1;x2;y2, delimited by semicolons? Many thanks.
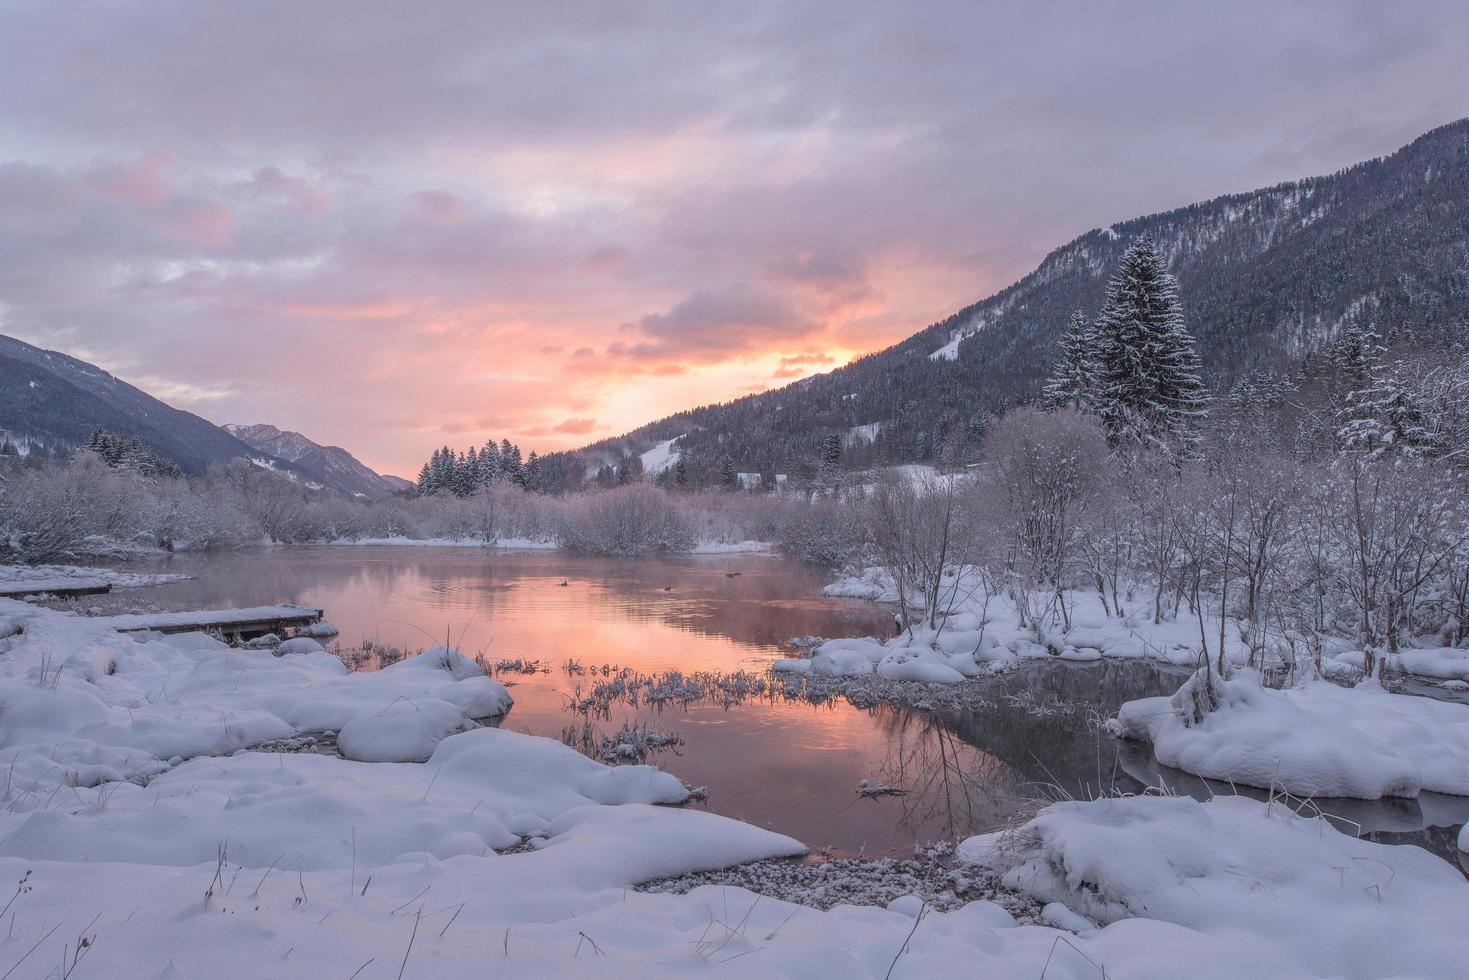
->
773;626;1004;683
1331;646;1469;682
336;697;471;762
984;794;1469;980
1117;668;1469;798
0;602;512;787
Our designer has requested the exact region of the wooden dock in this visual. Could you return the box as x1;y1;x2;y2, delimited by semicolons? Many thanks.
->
0;579;114;599
97;603;325;642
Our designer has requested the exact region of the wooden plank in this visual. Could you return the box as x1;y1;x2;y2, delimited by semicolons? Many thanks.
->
0;580;114;599
99;604;324;637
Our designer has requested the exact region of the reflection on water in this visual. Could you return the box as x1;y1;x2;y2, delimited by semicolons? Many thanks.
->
117;547;1469;864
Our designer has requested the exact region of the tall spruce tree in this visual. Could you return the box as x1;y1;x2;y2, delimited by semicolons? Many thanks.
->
480;439;501;483
1092;235;1208;453
525;451;543;491
718;454;738;491
1042;311;1096;410
817;433;843;492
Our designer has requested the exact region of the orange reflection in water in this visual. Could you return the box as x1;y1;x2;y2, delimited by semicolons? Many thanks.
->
131;547;1022;853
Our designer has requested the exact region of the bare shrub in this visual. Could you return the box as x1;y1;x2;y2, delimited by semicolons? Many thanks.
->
557;483;695;556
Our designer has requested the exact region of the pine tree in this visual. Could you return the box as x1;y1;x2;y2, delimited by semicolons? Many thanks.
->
525;451;542;492
464;446;481;492
673;456;688;489
1338;372;1437;459
501;440;525;487
1092;235;1208;453
617;455;643;485
416;462;433;494
480;440;501;484
718;454;738;491
1042;311;1096;410
817;433;842;492
1332;324;1384;390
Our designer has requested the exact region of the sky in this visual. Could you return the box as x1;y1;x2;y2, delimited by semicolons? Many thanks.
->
1;2;1466;476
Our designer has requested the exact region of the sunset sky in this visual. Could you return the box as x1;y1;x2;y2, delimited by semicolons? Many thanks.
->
2;2;1467;476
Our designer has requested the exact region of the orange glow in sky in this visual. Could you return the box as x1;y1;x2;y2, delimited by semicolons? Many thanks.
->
2;4;1464;474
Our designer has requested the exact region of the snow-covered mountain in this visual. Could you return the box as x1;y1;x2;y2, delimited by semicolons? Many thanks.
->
0;333;291;475
223;423;410;499
0;333;407;497
544;118;1469;489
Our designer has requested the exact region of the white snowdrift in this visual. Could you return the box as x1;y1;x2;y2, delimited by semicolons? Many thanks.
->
0;600;512;788
0;562;191;590
977;794;1469;980
1331;645;1469;682
1116;668;1469;798
819;566;1244;676
773;634;990;683
0;599;1466;977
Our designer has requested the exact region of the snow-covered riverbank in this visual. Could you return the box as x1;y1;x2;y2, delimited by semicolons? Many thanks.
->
326;535;775;554
0;562;192;590
0;596;1463;976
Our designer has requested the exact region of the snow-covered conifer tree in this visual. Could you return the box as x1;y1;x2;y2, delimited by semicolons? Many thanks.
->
1042;311;1096;411
1092;235;1208;453
501;440;525;487
1338;372;1438;459
464;445;481;492
480;440;501;483
817;433;843;492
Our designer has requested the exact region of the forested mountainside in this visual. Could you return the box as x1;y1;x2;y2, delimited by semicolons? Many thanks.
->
542;119;1469;490
0;333;284;476
224;424;411;500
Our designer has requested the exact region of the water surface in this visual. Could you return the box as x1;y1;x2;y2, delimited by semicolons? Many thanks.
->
111;546;1469;868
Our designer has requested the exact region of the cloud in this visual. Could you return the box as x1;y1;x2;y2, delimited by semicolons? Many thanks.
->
772;350;836;378
611;282;819;362
521;417;599;437
0;1;1465;471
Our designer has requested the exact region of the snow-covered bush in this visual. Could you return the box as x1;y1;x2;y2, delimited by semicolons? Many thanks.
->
557;483;695;556
776;498;864;566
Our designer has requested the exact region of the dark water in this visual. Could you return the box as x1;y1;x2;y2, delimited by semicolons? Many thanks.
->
107;547;1469;868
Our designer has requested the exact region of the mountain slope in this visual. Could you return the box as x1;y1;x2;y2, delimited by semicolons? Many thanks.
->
0;333;284;475
547;119;1469;487
224;423;410;499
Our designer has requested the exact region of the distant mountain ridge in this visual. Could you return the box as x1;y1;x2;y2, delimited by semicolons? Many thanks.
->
0;332;405;498
224;423;410;499
0;333;290;476
548;118;1469;487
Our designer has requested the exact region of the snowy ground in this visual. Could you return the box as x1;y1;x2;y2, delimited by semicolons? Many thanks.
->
966;793;1469;979
329;535;559;549
1117;667;1469;799
822;565;1469;686
328;535;774;554
0;562;191;590
0;596;1465;976
797;568;1228;686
